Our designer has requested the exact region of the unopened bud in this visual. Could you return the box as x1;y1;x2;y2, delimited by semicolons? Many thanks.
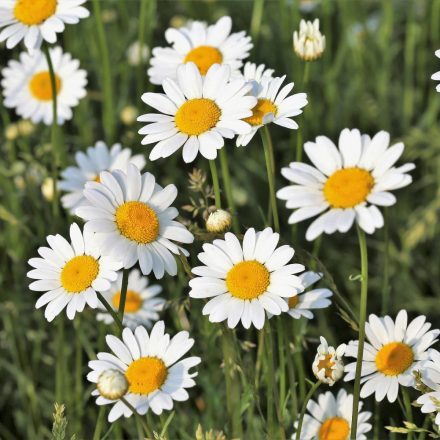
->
97;369;128;400
206;209;232;233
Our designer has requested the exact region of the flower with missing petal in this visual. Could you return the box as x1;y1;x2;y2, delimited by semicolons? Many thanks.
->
312;337;346;385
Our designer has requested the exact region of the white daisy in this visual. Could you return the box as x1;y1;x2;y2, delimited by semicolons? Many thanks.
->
312;336;346;386
97;268;165;329
147;16;252;85
138;62;256;163
27;223;122;322
242;61;274;83
76;163;194;279
293;19;326;61
344;310;440;402
277;129;415;241
0;0;89;52
189;227;305;330
293;389;372;440
236;74;308;147
431;50;440;92
58;141;146;214
1;46;87;125
87;322;201;421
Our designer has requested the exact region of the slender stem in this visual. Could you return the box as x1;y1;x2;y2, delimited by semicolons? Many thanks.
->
264;324;275;437
293;320;306;401
96;291;123;332
276;318;286;414
92;406;106;440
137;0;149;96
209;159;222;209
402;388;414;440
295;380;321;440
118;269;129;324
219;148;239;233
381;209;390;315
120;397;154;438
295;63;310;163
350;226;369;439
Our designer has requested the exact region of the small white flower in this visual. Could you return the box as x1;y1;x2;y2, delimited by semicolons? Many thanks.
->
97;369;128;400
293;19;325;61
206;209;232;233
41;177;54;201
431;50;440;92
312;336;346;385
127;41;149;66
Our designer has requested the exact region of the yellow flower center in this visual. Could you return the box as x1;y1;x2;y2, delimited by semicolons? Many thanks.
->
316;354;335;378
175;98;221;136
29;72;62;101
375;342;414;376
323;167;374;209
226;260;270;300
115;201;160;244
112;290;143;313
288;295;300;309
93;175;101;183
125;357;168;395
14;0;57;25
319;417;350;440
244;99;278;126
184;45;223;75
60;255;99;293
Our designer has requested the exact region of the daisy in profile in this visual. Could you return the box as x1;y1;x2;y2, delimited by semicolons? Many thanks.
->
58;141;146;214
344;310;439;402
312;336;346;386
1;46;87;125
431;50;440;92
76;164;194;278
88;322;201;421
293;389;372;440
27;223;122;322
138;62;256;163
189;227;305;330
0;0;89;51
147;16;252;85
97;269;165;329
293;19;326;61
277;129;415;241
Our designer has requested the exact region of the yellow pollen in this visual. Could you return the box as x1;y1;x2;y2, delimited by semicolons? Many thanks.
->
244;98;278;126
375;342;414;376
226;260;270;300
175;98;221;136
319;417;350;440
184;45;223;75
14;0;57;25
125;357;168;395
323;167;374;209
93;175;101;183
60;255;99;293
112;290;142;313
288;295;300;309
29;71;62;101
115;201;160;244
317;354;335;378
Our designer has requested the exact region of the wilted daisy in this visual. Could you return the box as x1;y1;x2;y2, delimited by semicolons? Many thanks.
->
0;0;89;51
138;62;256;163
189;227;305;330
76;163;194;278
97;269;165;329
148;16;252;85
1;46;87;125
312;336;346;386
277;129;415;241
431;50;440;92
293;389;372;440
344;310;439;402
27;223;122;322
88;322;201;421
293;19;326;61
58;141;146;214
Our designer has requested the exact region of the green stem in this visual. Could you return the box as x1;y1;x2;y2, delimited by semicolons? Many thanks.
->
402;388;414;440
381;209;390;315
120;397;154;438
293;320;306;401
350;226;369;440
295;63;310;163
295;380;321;440
219;148;239;233
209;159;222;209
96;291;123;332
137;0;149;96
92;406;106;440
118;269;129;324
276;318;287;415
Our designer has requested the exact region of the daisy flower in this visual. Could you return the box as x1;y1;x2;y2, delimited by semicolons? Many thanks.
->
0;0;89;52
97;269;165;329
87;322;201;421
277;129;415;241
242;61;274;83
138;62;257;163
58;141;146;214
27;223;122;322
312;336;346;386
293;19;326;61
344;310;439;402
76;163;194;278
431;50;440;92
1;46;87;125
147;16;252;85
293;389;372;440
189;227;305;330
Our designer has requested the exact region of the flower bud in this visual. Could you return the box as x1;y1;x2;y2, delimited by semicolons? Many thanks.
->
41;177;54;201
293;19;325;61
312;336;345;385
97;369;128;400
206;209;232;233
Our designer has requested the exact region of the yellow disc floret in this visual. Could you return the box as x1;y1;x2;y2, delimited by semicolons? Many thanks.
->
319;417;350;440
184;45;223;75
244;98;278;126
316;354;335;378
14;0;57;25
112;290;143;313
29;72;62;101
115;201;160;244
226;260;270;300
375;342;414;376
288;295;300;309
323;167;374;209
125;357;168;395
175;98;221;136
61;255;99;293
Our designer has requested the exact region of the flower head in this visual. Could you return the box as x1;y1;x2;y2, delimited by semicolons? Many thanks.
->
293;19;325;61
127;41;149;67
312;336;346;385
206;209;232;233
431;50;440;92
97;369;129;400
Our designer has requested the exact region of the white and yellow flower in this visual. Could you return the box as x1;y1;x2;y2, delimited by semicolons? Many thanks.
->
0;0;89;52
293;19;326;61
312;336;346;386
293;389;372;440
344;310;439;402
1;46;87;125
27;223;122;322
242;61;274;83
138;62;256;163
189;227;305;330
97;269;165;329
431;50;440;92
148;16;252;85
88;322;201;421
277;129;415;241
58;141;146;214
76;163;194;278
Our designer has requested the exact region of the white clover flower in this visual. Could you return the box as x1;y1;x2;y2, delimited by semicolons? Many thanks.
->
293;19;325;61
312;336;346;386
